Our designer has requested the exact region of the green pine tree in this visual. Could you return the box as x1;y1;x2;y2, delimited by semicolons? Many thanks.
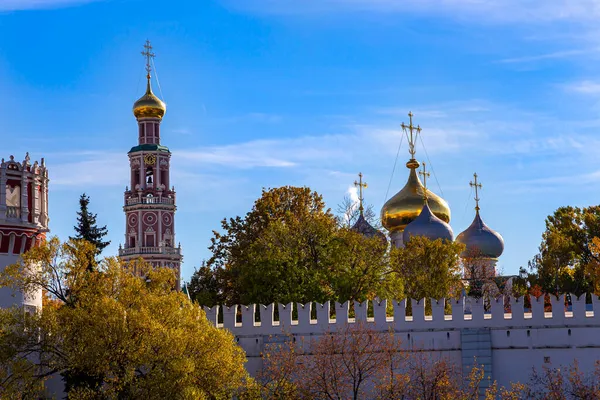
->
70;193;110;259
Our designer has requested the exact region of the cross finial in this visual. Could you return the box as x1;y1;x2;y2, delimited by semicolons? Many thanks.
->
141;40;155;79
419;162;430;203
470;172;482;212
354;172;368;216
400;111;422;162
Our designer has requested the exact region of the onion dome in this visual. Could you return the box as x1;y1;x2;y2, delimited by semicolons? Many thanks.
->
133;41;166;120
456;173;504;259
381;159;451;232
457;211;504;258
133;78;166;120
402;202;454;243
350;172;387;243
351;214;387;242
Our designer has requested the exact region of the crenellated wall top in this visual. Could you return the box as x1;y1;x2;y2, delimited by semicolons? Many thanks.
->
203;294;600;335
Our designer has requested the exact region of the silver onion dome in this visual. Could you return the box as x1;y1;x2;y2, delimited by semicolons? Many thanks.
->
402;202;454;243
456;211;504;258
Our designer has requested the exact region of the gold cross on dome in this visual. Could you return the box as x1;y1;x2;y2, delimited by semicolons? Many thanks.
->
141;40;155;78
354;172;368;216
470;172;482;211
419;162;430;202
401;111;422;159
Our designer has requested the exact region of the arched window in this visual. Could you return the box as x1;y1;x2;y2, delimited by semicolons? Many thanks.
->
146;167;154;184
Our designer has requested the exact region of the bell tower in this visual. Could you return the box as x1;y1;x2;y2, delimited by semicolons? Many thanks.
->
119;41;182;288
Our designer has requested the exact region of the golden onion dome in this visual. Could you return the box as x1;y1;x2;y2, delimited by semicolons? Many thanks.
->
381;159;451;232
133;78;166;120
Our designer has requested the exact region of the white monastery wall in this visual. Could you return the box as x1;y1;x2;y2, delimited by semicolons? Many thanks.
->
205;295;600;389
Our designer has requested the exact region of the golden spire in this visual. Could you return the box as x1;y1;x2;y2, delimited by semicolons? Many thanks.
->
470;172;482;212
354;172;368;216
419;162;430;202
400;111;422;169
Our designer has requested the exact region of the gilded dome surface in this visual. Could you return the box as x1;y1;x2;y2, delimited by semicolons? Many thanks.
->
133;80;166;120
402;203;454;243
456;212;504;259
381;160;451;232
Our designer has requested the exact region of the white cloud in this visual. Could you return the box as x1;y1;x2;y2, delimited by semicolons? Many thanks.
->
347;185;359;206
177;141;298;169
50;152;127;186
0;0;100;11
497;48;600;64
564;80;600;94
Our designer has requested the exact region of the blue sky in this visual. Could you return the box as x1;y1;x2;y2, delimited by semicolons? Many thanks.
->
2;0;600;282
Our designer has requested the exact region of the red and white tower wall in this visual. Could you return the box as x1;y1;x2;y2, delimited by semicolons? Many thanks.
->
0;153;49;310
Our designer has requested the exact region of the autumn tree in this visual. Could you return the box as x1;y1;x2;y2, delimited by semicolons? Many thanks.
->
203;186;335;305
70;193;110;260
187;261;227;307
390;235;464;302
328;229;394;303
258;322;526;400
526;205;600;296
519;360;600;399
258;322;403;400
193;186;392;306
586;237;600;296
0;238;249;399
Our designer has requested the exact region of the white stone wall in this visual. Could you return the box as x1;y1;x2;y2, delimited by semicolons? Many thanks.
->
0;252;42;310
205;295;600;388
0;253;24;308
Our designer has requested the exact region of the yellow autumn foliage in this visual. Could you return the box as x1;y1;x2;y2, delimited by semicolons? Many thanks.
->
0;237;250;399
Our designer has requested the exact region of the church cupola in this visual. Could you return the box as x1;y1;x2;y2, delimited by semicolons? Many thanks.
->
350;173;387;243
133;78;166;120
381;112;451;247
132;40;166;147
456;173;504;277
402;163;453;243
